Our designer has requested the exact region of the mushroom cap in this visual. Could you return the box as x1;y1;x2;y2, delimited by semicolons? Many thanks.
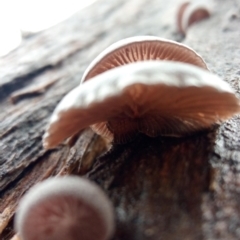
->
180;2;211;34
14;176;115;240
43;61;240;149
81;36;208;84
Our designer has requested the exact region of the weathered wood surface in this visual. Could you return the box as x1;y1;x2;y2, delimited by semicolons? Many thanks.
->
0;0;240;239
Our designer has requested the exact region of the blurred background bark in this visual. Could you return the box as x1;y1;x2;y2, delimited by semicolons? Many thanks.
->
0;0;240;239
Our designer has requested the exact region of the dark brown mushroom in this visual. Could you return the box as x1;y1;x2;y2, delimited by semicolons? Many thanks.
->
43;61;240;149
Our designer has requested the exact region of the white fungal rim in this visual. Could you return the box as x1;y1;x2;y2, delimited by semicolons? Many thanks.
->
58;61;234;113
81;36;207;83
15;176;115;240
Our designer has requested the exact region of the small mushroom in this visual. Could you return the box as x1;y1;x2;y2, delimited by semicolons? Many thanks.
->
43;61;240;149
80;36;208;141
177;1;211;34
14;176;115;240
177;1;190;34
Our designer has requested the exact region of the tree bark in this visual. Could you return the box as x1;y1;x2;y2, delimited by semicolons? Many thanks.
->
0;0;240;239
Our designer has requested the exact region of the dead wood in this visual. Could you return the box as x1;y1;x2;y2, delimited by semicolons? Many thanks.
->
1;0;240;239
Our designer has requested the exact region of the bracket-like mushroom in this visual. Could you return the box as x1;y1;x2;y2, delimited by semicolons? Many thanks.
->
43;61;240;149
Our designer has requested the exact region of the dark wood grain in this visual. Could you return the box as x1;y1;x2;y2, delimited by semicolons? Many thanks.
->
0;0;240;239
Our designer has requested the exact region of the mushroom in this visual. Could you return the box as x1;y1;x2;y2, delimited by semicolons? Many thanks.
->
80;36;208;142
14;176;115;240
43;60;240;149
81;36;208;83
177;1;211;34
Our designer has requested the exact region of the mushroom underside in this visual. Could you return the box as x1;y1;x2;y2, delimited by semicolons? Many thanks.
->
92;88;239;144
82;36;208;82
43;61;239;149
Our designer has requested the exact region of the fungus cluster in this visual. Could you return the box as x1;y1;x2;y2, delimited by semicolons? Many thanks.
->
43;36;240;149
14;176;115;240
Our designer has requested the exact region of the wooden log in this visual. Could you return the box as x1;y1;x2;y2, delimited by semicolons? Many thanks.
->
1;0;240;239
